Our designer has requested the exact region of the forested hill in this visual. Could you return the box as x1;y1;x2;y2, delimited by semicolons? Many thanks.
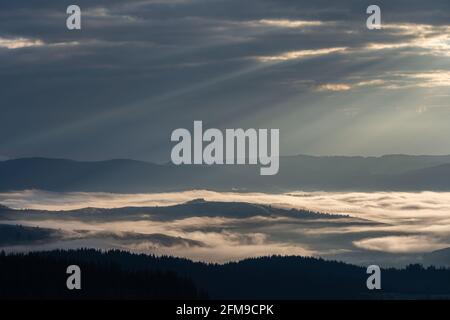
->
2;249;450;299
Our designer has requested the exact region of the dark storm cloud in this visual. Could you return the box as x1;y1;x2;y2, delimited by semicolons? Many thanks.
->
0;0;449;160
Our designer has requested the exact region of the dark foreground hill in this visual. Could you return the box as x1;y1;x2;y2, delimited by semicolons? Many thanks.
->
3;155;450;192
1;249;450;299
0;250;205;300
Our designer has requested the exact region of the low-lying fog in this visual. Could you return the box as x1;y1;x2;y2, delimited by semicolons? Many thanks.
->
1;189;450;266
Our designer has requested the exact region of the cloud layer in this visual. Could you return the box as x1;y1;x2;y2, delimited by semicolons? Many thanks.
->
2;189;450;265
1;0;449;160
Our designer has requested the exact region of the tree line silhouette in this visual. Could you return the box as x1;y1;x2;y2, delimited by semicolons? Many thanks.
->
1;249;450;299
0;250;206;300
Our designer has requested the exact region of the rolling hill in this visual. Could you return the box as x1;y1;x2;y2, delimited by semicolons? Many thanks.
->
2;155;450;192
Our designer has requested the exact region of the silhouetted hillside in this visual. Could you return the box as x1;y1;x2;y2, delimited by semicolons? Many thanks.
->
0;250;206;300
2;249;450;299
388;163;450;190
0;224;62;246
2;155;450;192
0;198;350;222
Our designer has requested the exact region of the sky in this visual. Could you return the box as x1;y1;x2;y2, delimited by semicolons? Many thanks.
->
0;0;449;162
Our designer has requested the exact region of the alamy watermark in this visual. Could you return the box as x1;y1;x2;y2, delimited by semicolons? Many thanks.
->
366;5;381;30
366;265;381;290
66;265;81;290
65;4;380;31
170;121;279;175
66;5;81;30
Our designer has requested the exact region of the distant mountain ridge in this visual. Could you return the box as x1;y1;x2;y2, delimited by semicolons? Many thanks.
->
2;155;450;192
